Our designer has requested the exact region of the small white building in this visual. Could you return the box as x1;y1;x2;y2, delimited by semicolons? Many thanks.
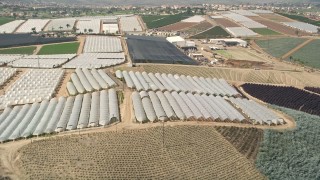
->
209;38;248;47
166;36;185;45
166;36;196;48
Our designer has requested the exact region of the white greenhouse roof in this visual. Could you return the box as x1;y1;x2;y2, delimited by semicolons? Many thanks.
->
282;22;319;33
226;27;258;37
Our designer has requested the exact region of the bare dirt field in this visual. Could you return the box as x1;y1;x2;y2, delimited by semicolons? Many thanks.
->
216;47;271;62
214;18;241;27
250;16;310;36
158;22;197;31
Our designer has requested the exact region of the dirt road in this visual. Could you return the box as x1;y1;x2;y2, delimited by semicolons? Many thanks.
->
281;39;314;59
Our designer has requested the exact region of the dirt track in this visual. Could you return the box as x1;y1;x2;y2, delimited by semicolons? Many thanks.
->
281;39;314;59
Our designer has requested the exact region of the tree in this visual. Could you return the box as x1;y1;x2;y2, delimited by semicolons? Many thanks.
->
84;28;87;33
88;29;93;33
59;26;63;31
31;27;36;34
317;27;320;35
295;29;299;37
66;24;70;29
186;7;192;15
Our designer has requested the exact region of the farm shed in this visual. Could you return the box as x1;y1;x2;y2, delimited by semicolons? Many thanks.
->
209;38;247;47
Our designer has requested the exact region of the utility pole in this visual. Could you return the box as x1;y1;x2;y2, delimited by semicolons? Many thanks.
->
162;120;165;148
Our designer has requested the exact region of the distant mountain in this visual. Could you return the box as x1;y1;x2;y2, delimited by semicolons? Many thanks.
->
13;0;316;5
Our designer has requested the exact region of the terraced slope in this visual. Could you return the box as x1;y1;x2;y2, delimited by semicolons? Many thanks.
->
18;126;265;179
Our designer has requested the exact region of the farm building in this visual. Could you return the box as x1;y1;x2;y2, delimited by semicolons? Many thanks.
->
209;38;248;47
166;36;196;48
126;35;197;65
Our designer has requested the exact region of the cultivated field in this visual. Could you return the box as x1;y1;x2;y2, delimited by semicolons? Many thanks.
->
256;106;320;180
18;125;265;179
158;22;197;31
0;46;36;55
190;26;230;39
0;17;14;25
287;39;320;69
142;13;192;29
215;127;263;161
277;13;320;26
183;21;213;36
250;16;310;36
255;38;306;58
37;42;80;55
242;84;320;116
259;13;295;22
214;18;241;27
141;64;320;87
251;28;281;35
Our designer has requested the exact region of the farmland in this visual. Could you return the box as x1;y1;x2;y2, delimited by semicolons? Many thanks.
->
183;21;213;36
241;84;320;116
287;39;320;69
37;42;80;55
255;38;306;58
158;22;197;31
18;125;265;179
142;13;193;29
277;13;320;26
214;18;241;27
251;28;281;35
190;26;230;39
250;16;310;36
305;87;320;95
215;127;263;161
0;17;14;25
256;106;320;180
0;46;36;54
259;13;295;22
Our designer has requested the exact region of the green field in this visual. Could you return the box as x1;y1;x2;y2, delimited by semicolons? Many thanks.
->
256;38;306;58
277;13;320;26
190;26;230;39
251;28;281;36
256;106;320;180
0;46;36;54
37;42;79;55
0;17;14;25
142;13;193;29
287;40;320;69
